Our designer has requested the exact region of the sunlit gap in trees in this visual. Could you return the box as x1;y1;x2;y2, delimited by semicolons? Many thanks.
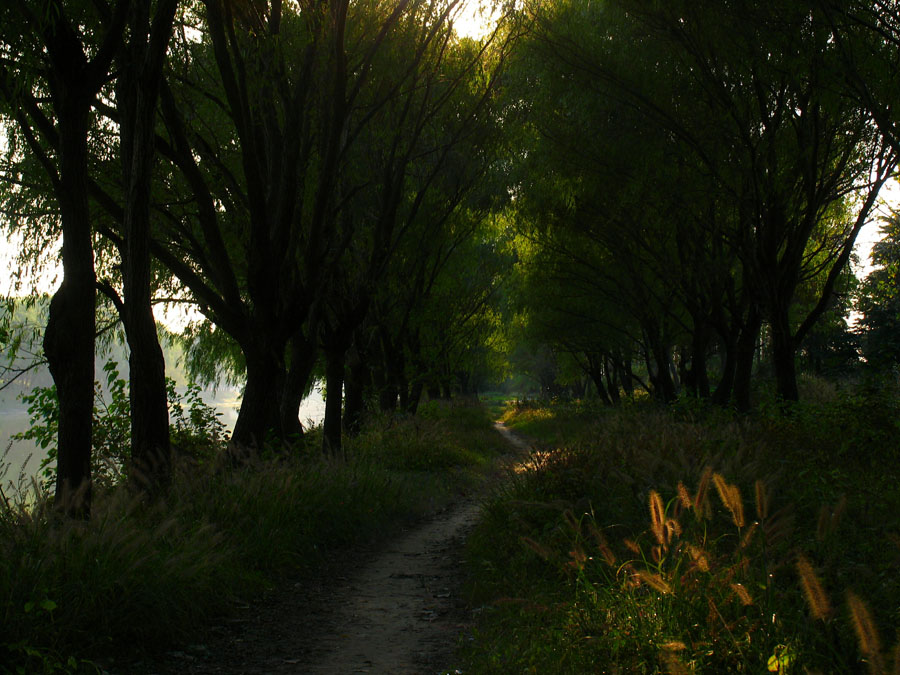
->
453;0;501;39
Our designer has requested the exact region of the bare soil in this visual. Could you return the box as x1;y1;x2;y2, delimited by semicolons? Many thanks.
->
112;423;528;675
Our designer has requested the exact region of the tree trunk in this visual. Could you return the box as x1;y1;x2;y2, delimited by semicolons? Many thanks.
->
398;374;410;411
605;355;621;404
45;109;96;519
620;355;634;398
232;345;286;450
733;310;762;412
343;347;367;435
379;385;398;412
770;304;799;403
689;325;712;398
45;268;95;518
119;0;178;491
280;330;318;439
712;333;737;406
648;338;677;403
123;305;169;487
406;380;424;414
587;357;612;406
323;348;345;454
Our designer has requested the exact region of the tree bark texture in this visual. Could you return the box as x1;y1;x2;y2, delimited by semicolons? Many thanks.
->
119;0;178;490
45;94;97;518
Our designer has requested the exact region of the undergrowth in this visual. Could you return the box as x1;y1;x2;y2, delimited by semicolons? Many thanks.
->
461;379;900;673
0;398;505;674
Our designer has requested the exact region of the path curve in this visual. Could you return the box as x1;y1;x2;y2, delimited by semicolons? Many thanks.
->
121;422;529;675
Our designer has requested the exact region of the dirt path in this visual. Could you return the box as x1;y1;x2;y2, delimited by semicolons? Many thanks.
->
121;423;529;675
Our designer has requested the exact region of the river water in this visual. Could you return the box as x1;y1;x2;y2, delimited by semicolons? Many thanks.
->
0;384;327;485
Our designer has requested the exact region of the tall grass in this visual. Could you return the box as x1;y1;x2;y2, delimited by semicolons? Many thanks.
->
461;382;900;673
0;400;505;674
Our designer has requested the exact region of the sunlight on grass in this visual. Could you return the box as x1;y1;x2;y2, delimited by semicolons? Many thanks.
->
461;389;900;673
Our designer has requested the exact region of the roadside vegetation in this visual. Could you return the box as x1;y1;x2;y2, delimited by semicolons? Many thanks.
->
0;397;507;674
462;377;900;673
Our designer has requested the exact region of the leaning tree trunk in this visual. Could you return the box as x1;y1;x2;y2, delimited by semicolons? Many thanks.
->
587;357;612;406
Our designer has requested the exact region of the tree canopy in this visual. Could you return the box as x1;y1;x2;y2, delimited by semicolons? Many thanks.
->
2;0;899;516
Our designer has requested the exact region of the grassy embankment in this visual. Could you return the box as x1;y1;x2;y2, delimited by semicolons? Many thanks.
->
0;400;508;674
462;378;900;673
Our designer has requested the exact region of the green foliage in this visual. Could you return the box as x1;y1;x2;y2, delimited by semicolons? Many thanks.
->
166;380;227;463
462;395;900;673
856;211;900;368
0;401;503;672
349;400;508;477
11;360;227;491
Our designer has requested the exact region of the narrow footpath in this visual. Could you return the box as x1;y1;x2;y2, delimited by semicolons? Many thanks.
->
123;423;530;675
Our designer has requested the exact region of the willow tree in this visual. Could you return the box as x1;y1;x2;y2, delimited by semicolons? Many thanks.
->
512;0;895;407
315;22;516;451
0;1;130;516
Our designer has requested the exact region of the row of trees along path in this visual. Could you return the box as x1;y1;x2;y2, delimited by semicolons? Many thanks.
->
0;1;515;518
4;2;900;534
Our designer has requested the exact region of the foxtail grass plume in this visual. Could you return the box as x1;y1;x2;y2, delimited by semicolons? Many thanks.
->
637;570;672;594
754;479;769;520
740;521;758;550
695;467;713;517
588;522;616;566
569;543;587;568
677;481;692;510
664;517;683;545
763;506;796;548
661;641;687;652
796;554;832;620
847;591;885;673
649;490;666;546
688;544;710;572
730;582;754;606
713;473;745;528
